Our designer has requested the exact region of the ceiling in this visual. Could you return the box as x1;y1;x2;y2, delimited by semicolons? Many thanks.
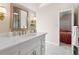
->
19;3;50;11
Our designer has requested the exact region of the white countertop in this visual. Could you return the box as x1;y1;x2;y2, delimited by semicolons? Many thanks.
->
0;32;46;51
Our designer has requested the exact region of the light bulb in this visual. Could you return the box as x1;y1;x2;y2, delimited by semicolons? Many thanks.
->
0;7;7;14
34;17;36;20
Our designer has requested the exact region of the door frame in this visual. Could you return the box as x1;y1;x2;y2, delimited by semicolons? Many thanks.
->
58;8;74;54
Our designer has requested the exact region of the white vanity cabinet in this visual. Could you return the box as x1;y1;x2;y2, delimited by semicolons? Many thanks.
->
0;45;19;55
40;35;45;55
19;36;42;55
24;45;41;55
19;34;46;55
0;32;46;55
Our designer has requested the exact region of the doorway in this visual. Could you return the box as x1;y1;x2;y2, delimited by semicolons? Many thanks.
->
59;9;72;46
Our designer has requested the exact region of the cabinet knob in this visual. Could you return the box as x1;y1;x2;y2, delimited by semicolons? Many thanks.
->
32;50;36;55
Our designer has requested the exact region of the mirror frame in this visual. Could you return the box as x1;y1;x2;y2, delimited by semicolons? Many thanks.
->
10;3;28;32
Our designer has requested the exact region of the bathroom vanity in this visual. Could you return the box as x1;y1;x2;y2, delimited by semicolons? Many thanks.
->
0;3;46;55
0;32;46;55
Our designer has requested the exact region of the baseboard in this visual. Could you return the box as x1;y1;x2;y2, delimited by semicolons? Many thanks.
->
46;41;59;46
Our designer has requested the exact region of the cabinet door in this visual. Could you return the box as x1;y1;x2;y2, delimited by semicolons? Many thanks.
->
25;46;41;55
20;44;41;55
20;37;41;55
0;45;19;55
40;35;45;55
26;49;37;55
34;45;41;55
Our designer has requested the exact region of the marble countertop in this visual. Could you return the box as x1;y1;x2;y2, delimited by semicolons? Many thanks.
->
0;32;46;51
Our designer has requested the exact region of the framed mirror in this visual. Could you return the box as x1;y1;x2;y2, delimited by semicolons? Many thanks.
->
10;4;28;31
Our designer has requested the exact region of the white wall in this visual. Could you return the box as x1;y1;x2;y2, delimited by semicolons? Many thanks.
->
36;3;78;45
19;3;40;12
0;3;10;32
0;3;78;45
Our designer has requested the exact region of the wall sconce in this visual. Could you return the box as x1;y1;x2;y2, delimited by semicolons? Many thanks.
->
0;7;6;21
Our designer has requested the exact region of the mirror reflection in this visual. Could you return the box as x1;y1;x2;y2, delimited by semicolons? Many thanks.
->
12;6;28;31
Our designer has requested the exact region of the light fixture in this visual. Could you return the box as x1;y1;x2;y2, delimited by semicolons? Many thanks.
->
34;17;36;20
0;7;7;21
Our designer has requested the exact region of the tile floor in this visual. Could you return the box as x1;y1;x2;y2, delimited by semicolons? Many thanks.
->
45;42;72;55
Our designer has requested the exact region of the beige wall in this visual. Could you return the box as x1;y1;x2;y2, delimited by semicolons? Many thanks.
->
0;3;10;32
0;3;35;32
